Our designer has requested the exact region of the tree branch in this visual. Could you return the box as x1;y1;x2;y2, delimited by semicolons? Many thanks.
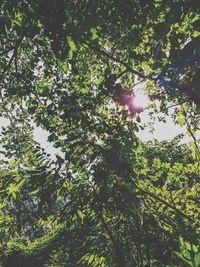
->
83;41;151;79
154;3;176;61
135;184;194;222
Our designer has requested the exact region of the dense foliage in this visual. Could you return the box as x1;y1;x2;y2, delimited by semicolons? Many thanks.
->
0;1;200;266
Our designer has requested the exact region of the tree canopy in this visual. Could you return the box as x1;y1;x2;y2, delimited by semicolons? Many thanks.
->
0;1;200;266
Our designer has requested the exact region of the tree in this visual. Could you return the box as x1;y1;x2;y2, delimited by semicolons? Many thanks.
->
0;1;200;266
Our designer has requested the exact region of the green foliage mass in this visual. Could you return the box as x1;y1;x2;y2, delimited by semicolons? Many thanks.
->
0;1;200;266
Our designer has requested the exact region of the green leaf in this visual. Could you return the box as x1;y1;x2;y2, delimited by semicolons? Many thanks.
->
7;184;18;197
77;209;84;222
9;159;17;167
68;37;76;51
175;252;193;266
89;28;98;40
195;252;200;267
88;254;95;264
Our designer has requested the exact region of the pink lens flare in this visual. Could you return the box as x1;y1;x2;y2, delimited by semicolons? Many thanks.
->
117;91;149;113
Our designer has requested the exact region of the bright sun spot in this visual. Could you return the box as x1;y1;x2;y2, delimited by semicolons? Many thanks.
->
132;92;149;109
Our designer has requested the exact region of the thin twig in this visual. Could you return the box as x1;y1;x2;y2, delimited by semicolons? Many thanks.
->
0;36;24;81
132;78;146;88
183;109;200;153
0;45;15;57
166;100;188;109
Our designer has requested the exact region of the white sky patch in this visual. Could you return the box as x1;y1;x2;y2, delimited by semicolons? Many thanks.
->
32;124;63;159
136;102;200;145
0;117;10;128
137;108;187;142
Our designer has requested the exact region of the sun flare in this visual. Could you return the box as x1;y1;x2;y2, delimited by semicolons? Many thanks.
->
132;92;149;109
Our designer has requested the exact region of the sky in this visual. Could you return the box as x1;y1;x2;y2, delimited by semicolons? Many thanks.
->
137;108;187;142
0;107;189;160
